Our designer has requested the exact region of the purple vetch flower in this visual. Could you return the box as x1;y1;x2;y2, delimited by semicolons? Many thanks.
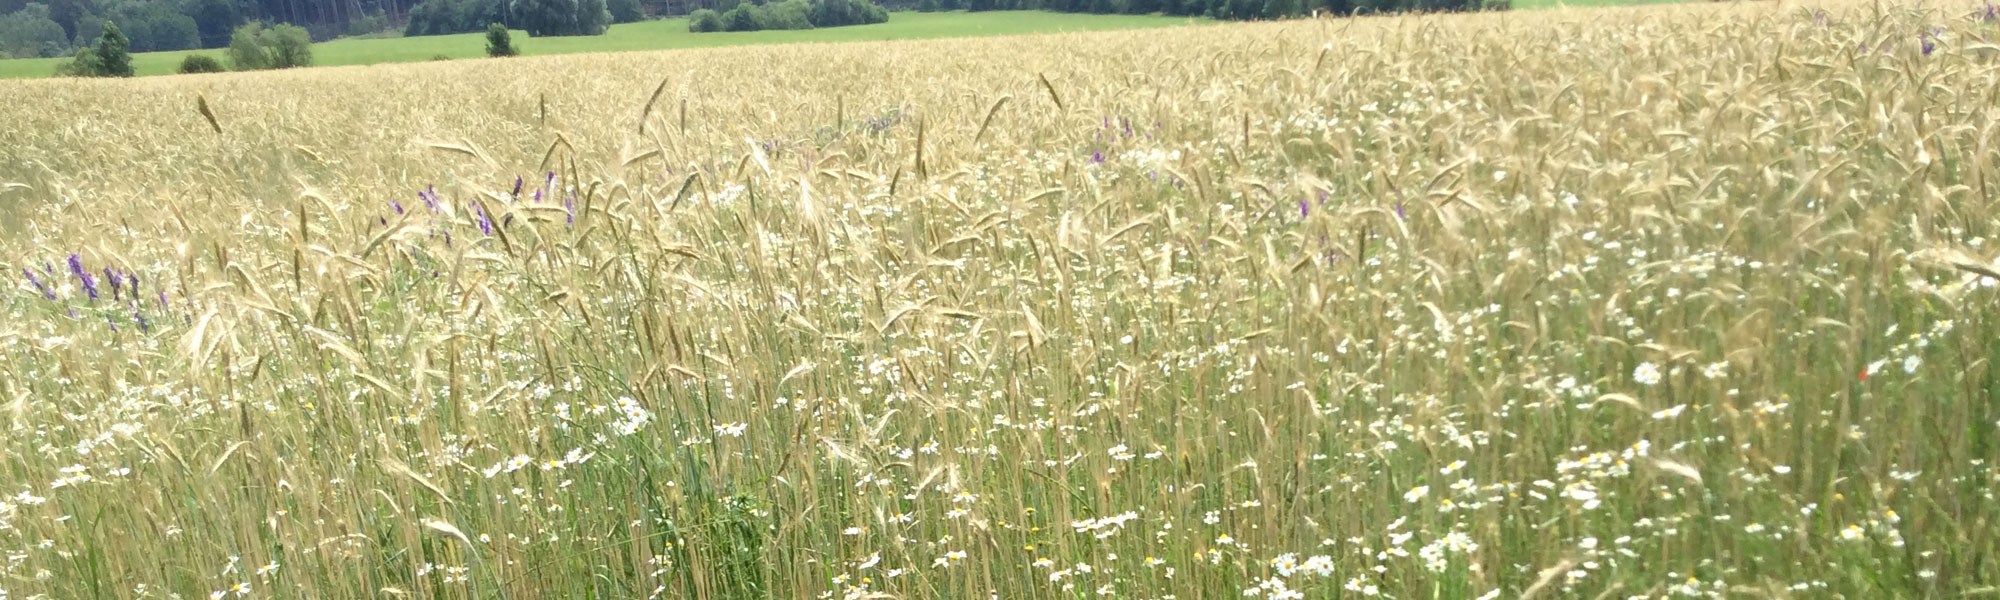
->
1982;2;1998;23
1091;150;1104;164
134;309;149;333
106;315;116;332
420;187;442;213
1394;201;1406;220
127;272;137;293
565;195;576;227
23;268;55;300
68;254;98;302
534;189;543;203
1299;199;1309;219
105;267;121;301
1921;31;1937;56
513;176;524;197
391;199;405;215
158;291;169;311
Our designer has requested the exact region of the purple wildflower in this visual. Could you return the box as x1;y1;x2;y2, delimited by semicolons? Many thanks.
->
105;267;121;301
1394;201;1406;220
391;199;405;215
1299;199;1309;219
564;195;576;227
135;309;149;333
420;187;441;213
472;203;493;236
23;268;55;300
106;315;116;332
68;254;97;302
513;176;524;197
1921;31;1937;56
158;291;169;310
127;272;138;293
1091;149;1104;164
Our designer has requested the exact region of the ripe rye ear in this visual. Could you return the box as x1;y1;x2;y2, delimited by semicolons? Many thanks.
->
196;95;221;135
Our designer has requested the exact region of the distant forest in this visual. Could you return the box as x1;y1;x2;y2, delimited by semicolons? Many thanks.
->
0;0;809;59
1;0;1490;60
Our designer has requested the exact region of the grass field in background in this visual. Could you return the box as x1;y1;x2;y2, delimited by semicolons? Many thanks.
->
0;11;1206;79
1511;0;1695;9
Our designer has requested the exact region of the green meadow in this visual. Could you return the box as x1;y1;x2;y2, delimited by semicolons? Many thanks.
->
0;11;1207;79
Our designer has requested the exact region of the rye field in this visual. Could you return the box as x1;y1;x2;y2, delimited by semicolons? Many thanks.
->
3;1;2000;598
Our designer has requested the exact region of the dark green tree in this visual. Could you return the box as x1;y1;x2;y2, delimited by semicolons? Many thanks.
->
484;22;516;55
113;2;199;52
188;0;241;48
224;21;266;68
721;4;753;29
46;0;93;40
0;5;69;58
1261;0;1297;18
93;19;131;76
510;0;609;36
686;8;721;30
607;0;643;22
259;22;309;67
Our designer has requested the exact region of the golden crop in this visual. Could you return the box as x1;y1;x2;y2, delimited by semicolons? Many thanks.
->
1;2;1996;598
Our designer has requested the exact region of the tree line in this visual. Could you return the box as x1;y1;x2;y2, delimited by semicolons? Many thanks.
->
0;0;403;59
2;0;1493;62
